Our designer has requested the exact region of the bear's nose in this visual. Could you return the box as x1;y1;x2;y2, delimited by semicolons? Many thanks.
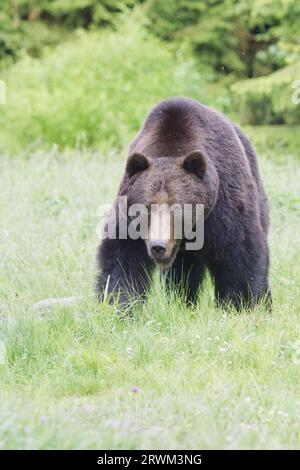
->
150;242;167;259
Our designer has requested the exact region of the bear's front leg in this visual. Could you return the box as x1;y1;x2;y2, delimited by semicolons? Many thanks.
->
208;244;271;310
164;252;206;306
96;237;154;308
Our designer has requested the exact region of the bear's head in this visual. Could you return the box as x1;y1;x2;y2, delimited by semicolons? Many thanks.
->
121;151;219;268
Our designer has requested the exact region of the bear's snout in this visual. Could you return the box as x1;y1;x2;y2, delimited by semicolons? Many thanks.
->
149;241;167;259
146;237;178;268
146;202;179;267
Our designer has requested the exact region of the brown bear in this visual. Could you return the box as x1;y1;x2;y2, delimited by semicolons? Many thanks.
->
96;97;271;310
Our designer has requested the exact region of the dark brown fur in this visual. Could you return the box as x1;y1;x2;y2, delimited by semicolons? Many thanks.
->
96;97;271;310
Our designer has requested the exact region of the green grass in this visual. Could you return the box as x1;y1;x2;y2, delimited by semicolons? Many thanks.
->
0;135;300;450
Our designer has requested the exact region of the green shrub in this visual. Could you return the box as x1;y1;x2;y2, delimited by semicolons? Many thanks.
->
243;125;300;161
231;61;300;125
0;18;205;154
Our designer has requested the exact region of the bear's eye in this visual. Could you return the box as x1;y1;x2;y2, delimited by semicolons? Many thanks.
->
183;151;207;179
126;152;149;178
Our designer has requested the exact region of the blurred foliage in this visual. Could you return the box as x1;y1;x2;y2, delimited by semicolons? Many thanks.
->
0;0;299;139
232;60;300;124
146;0;300;77
1;0;300;77
244;124;300;162
0;18;206;153
0;1;68;66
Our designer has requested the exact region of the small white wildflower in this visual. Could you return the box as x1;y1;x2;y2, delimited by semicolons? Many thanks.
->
240;422;256;430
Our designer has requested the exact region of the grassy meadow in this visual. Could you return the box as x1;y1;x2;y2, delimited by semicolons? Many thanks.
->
1;4;300;450
0;129;300;449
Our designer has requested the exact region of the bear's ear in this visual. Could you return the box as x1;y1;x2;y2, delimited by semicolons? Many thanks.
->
126;152;149;178
183;151;207;179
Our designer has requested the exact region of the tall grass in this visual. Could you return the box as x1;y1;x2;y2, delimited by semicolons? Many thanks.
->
0;137;299;449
